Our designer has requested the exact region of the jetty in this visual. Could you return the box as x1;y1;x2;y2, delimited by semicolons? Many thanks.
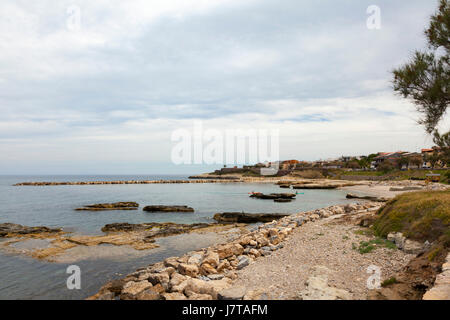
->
13;179;242;186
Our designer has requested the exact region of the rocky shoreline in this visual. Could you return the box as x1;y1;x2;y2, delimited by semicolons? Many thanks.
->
89;201;416;300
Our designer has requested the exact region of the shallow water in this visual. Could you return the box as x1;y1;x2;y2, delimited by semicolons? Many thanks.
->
0;175;353;299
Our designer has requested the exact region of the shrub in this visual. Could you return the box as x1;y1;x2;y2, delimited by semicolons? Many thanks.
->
373;190;450;243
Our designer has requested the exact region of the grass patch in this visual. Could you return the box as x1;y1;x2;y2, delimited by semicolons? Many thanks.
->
372;190;450;243
354;228;374;237
355;238;397;254
427;247;442;261
381;277;398;287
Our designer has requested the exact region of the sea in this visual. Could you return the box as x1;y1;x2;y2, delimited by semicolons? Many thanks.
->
0;175;354;299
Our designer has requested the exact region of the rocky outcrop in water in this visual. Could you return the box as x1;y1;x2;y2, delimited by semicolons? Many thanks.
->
293;184;338;189
143;205;195;213
0;223;62;238
101;222;211;235
213;212;289;223
75;202;139;211
249;193;296;200
346;194;388;202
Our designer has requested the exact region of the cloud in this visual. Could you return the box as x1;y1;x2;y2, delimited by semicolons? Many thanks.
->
0;0;442;173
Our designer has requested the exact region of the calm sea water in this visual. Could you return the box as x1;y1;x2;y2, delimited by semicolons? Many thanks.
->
0;175;353;300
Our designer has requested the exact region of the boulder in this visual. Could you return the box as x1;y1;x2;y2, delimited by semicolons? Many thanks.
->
178;263;199;278
148;272;170;288
200;263;218;275
207;274;224;281
217;260;231;272
236;256;251;270
188;253;203;265
403;239;424;254
243;289;269;300
298;266;352;300
344;204;358;213
136;287;162;300
164;257;180;269
202;251;220;267
387;232;406;249
216;243;244;259
169;273;187;289
162;292;187;300
188;293;213;300
183;277;233;299
218;286;247;300
120;281;152;300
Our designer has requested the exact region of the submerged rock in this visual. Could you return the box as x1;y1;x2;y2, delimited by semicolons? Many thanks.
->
213;212;289;223
101;222;213;238
143;205;194;213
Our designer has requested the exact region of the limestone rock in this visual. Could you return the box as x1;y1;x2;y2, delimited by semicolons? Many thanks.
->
243;289;269;300
178;263;199;277
162;292;187;300
236;255;252;270
298;266;352;300
202;251;219;267
120;280;152;300
200;262;218;275
218;286;247;300
216;243;244;259
403;240;424;254
188;253;203;265
136;287;161;300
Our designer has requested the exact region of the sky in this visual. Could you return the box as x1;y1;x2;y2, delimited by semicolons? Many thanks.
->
0;0;448;174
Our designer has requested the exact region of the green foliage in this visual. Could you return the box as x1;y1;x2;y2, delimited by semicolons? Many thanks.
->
373;190;450;242
381;277;398;287
377;162;395;173
355;238;397;254
392;0;450;134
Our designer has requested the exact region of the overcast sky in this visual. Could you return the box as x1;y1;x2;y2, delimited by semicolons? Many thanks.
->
0;0;448;174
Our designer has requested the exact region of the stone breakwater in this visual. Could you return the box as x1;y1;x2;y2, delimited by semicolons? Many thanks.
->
88;201;381;300
13;179;242;186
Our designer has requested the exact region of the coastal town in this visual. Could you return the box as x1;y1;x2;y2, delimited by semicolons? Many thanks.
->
213;147;449;177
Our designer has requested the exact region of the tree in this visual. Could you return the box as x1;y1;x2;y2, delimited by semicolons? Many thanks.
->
397;157;410;170
377;162;395;173
433;130;450;166
425;152;441;168
392;0;449;136
410;156;424;168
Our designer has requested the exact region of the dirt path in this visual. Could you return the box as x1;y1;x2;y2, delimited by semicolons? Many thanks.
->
232;215;414;300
